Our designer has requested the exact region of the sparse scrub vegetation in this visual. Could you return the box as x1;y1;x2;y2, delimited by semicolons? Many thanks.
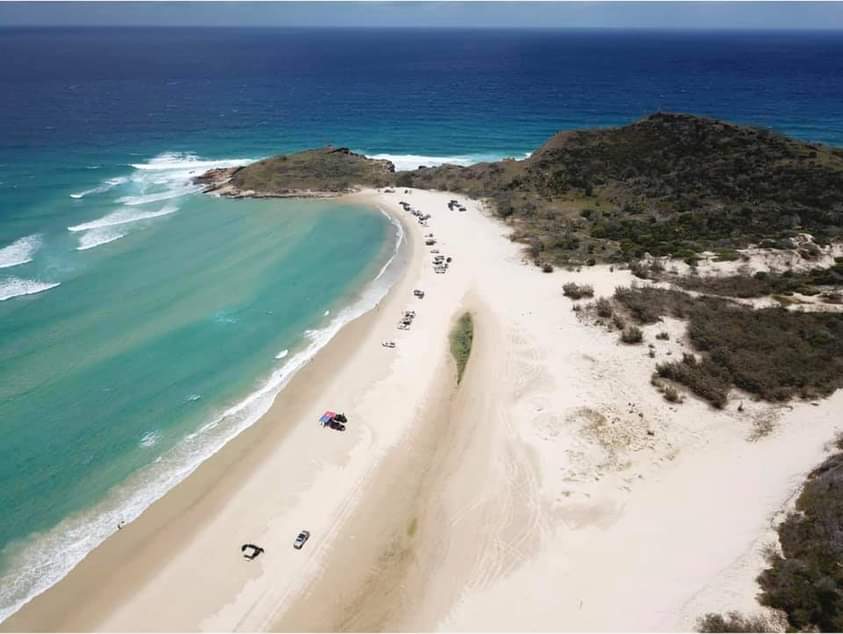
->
620;325;644;344
755;442;843;632
563;282;594;300
595;297;613;318
663;385;681;403
616;287;843;407
673;261;843;299
613;286;694;323
657;353;731;408
696;611;782;633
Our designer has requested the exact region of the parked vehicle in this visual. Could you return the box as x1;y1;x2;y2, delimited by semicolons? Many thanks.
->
294;530;310;550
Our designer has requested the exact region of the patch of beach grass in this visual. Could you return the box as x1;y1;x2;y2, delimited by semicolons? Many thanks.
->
449;312;474;384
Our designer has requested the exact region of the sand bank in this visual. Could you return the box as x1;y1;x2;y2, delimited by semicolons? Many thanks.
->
5;188;842;632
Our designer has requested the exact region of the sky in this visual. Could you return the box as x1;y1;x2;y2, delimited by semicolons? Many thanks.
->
1;1;843;30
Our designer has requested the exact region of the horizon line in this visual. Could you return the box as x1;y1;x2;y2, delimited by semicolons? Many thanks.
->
3;24;843;31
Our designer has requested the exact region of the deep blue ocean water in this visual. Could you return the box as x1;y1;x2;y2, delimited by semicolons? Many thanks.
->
1;27;842;620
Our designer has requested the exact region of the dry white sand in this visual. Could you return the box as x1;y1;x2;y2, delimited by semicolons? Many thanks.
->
5;188;841;632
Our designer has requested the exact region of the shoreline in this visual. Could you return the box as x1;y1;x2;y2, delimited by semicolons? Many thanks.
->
4;186;843;632
1;191;421;631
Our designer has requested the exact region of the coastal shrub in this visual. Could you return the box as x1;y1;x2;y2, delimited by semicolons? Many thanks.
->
622;286;843;406
595;297;613;318
396;114;843;265
449;312;474;384
657;353;730;408
663;385;681;403
757;448;843;632
656;331;670;340
687;302;843;402
696;611;781;633
630;261;651;279
562;282;594;300
613;286;694;323
620;325;644;344
541;262;554;273
672;262;843;299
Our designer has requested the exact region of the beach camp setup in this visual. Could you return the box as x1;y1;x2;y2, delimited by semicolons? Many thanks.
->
319;411;347;431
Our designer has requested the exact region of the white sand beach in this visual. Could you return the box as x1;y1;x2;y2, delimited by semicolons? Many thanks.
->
5;188;842;632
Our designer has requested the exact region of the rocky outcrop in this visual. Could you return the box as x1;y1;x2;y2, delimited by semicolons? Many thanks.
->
193;147;395;198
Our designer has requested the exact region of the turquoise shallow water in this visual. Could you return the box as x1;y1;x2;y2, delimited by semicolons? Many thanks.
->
0;155;397;618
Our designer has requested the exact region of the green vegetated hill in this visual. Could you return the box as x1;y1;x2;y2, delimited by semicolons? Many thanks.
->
215;114;843;263
399;113;843;264
229;147;395;193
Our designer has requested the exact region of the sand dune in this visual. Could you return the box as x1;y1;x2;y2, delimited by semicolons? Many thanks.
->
6;188;841;632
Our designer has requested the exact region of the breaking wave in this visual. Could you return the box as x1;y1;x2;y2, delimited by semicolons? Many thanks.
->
0;234;42;269
0;277;60;302
139;431;161;449
69;153;255;255
76;227;128;251
69;177;128;199
68;205;178;233
365;151;530;171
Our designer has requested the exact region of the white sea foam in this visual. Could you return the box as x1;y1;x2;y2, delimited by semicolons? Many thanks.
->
139;431;161;448
117;187;195;206
75;227;127;251
0;234;42;269
186;393;201;402
0;277;60;302
0;210;404;624
366;151;530;171
275;349;289;360
67;205;178;233
69;153;255;258
130;152;251;173
69;177;128;199
124;153;252;202
375;207;405;282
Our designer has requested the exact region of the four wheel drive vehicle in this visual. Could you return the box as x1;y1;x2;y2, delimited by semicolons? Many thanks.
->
319;410;347;430
294;530;310;550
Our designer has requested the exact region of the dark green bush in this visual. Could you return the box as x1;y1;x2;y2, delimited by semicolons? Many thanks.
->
696;611;780;633
757;450;843;632
618;287;843;406
563;282;594;299
620;325;644;344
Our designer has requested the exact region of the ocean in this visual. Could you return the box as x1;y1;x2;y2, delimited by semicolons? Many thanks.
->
1;26;842;621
